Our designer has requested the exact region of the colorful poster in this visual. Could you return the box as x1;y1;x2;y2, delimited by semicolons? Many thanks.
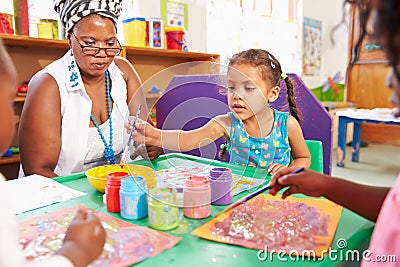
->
303;17;322;76
161;0;188;30
19;206;181;266
192;194;342;257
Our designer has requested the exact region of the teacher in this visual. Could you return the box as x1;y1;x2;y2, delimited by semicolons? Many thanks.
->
19;0;161;177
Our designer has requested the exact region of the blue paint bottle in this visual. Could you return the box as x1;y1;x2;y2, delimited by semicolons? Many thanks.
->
120;176;148;220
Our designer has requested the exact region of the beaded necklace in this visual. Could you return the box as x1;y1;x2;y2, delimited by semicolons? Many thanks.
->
90;70;115;164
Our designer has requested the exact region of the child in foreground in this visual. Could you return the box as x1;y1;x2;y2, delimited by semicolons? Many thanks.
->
270;0;400;265
130;49;311;174
0;37;106;267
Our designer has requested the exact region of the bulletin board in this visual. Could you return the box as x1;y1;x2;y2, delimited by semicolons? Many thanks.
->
160;0;188;30
303;17;322;76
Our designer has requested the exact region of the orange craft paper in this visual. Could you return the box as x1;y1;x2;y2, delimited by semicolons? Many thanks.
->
192;194;342;257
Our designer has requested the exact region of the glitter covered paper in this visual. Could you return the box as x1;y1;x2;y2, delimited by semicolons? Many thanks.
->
192;194;342;257
18;205;181;266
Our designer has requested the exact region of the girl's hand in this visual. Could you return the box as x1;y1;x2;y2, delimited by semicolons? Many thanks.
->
267;163;287;175
269;166;330;199
125;118;157;146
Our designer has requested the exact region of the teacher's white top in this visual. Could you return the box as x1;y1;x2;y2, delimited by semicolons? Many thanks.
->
26;51;128;176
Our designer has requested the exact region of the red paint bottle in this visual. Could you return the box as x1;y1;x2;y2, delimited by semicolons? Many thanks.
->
106;172;129;212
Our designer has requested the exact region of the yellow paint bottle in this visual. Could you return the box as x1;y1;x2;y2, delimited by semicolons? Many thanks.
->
148;188;179;230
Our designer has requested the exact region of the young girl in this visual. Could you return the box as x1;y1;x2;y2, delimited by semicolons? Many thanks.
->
131;49;311;174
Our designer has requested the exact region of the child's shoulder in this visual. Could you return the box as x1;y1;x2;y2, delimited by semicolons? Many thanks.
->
212;114;233;134
213;114;232;125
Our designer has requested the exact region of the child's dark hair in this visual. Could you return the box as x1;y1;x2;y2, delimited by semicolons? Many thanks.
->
219;49;301;161
218;141;229;161
227;49;301;122
346;0;400;81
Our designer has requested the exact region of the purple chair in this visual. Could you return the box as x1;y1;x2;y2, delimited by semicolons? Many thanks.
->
271;74;333;175
156;74;333;174
156;75;230;160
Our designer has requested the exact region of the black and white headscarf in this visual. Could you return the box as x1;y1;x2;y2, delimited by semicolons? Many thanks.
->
54;0;122;33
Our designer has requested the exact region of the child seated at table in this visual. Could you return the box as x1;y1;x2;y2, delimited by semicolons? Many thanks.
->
270;0;400;265
0;37;106;267
129;49;311;174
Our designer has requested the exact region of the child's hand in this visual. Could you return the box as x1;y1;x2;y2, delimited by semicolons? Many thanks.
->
57;208;106;267
268;163;287;175
125;118;155;145
269;166;329;199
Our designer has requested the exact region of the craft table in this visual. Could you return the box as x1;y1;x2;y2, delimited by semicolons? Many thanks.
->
17;153;374;266
336;109;400;167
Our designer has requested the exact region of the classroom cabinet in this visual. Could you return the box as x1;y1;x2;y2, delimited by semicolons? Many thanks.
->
0;34;220;179
346;6;400;145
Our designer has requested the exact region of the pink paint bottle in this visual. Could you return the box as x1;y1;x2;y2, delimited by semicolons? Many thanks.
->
210;167;233;205
183;175;211;219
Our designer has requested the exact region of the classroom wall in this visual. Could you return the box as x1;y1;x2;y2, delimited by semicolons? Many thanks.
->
2;0;348;83
131;0;207;52
206;0;303;74
302;0;349;89
0;1;14;14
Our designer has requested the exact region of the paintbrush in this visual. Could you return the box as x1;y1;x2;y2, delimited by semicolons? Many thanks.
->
214;167;305;218
120;104;142;167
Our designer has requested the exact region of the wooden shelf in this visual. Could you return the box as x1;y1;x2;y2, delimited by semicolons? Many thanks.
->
146;93;163;99
1;34;219;61
124;46;219;61
1;34;69;49
14;96;26;102
0;154;20;165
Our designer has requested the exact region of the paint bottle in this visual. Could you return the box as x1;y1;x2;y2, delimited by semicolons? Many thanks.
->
210;167;233;205
120;176;148;220
183;175;211;219
106;172;129;212
148;188;179;230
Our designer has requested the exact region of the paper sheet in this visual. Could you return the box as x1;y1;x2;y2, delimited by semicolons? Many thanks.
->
336;108;400;123
5;174;86;214
19;205;181;266
192;194;343;257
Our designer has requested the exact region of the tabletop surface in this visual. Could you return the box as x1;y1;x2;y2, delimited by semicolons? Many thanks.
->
16;153;374;267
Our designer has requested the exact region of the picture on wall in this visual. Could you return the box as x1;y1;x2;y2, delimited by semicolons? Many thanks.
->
303;17;322;76
161;0;188;30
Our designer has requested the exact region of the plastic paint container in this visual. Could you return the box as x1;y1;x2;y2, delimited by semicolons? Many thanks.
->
106;172;129;212
183;176;211;219
165;27;185;50
120;176;148;220
210;167;233;205
123;17;146;47
146;18;164;48
148;188;179;230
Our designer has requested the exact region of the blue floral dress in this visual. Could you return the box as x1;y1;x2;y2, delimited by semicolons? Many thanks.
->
227;109;291;170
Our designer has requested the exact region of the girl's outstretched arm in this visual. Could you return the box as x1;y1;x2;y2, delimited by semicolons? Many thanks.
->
130;115;231;152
